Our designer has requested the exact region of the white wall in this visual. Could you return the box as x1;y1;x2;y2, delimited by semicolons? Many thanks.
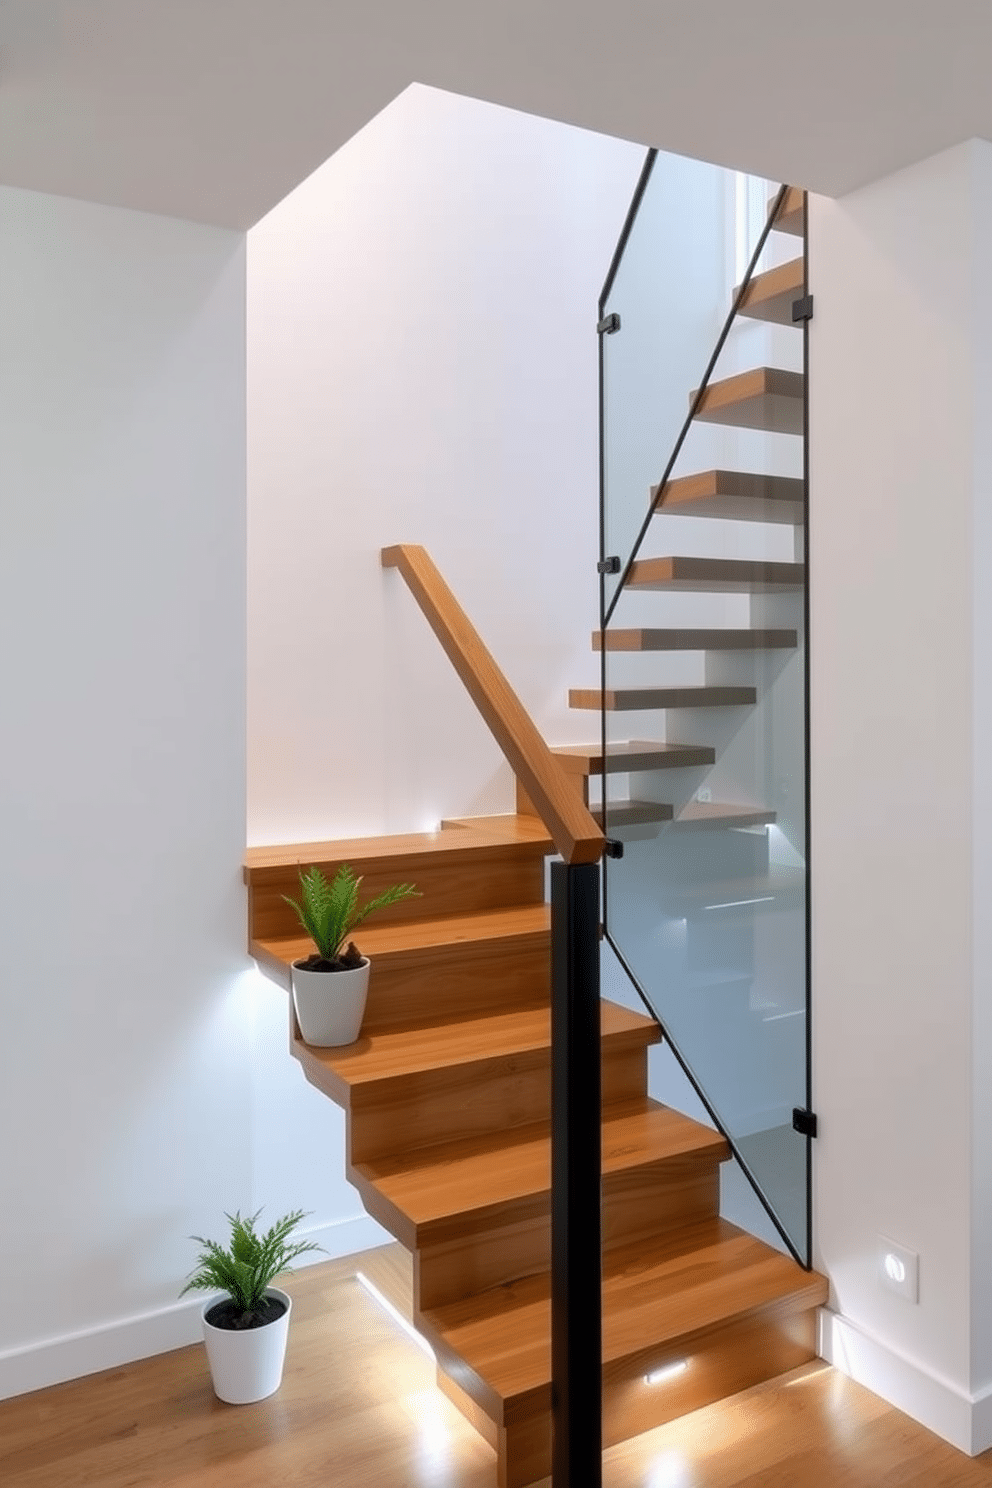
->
811;138;992;1451
244;83;643;1278
247;84;644;846
0;186;251;1393
0;85;646;1400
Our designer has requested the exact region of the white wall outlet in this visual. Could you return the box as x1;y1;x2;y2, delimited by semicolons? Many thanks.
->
878;1236;919;1302
696;787;712;803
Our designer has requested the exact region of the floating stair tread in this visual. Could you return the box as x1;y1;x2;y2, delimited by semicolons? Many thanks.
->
772;186;806;236
594;627;797;652
671;866;806;913
593;800;674;827
692;368;804;434
627;555;804;593
570;685;757;712
296;998;661;1092
553;741;716;774
424;1218;828;1422
252;904;552;988
652;470;804;524
677;803;778;829
244;823;549;882
356;1097;729;1246
735;258;805;326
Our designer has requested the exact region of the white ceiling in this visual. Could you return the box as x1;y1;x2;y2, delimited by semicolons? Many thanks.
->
1;0;990;229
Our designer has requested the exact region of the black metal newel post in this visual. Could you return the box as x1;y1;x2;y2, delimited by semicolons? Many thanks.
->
550;859;602;1488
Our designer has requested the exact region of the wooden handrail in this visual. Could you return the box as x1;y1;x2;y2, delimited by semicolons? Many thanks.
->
382;544;605;866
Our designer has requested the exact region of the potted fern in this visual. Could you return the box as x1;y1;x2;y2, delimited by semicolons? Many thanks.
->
181;1208;322;1404
284;864;419;1046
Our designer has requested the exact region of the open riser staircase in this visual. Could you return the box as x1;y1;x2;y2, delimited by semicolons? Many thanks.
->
245;181;825;1485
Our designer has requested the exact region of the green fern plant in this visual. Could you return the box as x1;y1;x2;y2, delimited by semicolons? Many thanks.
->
180;1208;322;1328
283;864;420;968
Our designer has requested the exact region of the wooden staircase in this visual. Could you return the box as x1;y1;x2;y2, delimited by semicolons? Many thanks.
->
243;182;826;1484
245;811;826;1486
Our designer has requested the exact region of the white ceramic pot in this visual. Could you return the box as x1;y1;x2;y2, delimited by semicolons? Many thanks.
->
291;957;370;1046
201;1287;291;1405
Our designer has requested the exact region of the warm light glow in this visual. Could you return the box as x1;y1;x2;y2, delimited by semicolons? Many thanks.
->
644;1359;689;1385
355;1272;435;1359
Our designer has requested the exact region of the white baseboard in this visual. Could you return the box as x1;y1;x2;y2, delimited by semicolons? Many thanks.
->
819;1307;992;1455
0;1213;390;1404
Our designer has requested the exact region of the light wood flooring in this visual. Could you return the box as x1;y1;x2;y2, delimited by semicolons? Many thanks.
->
4;1244;992;1488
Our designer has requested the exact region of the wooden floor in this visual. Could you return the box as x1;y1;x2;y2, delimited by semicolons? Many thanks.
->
4;1245;992;1488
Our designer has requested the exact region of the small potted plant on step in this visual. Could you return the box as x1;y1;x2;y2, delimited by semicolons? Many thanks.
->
284;864;419;1046
181;1207;323;1404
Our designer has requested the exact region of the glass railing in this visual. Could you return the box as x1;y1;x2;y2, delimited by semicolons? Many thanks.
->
598;158;811;1264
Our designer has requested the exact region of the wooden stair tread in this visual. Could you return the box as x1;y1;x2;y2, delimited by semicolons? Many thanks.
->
440;814;554;846
594;627;797;652
570;685;757;712
244;823;549;881
627;555;804;593
255;904;550;967
691;367;804;434
553;741;716;773
252;903;552;992
356;1097;729;1243
296;998;661;1089
652;470;804;524
735;258;805;326
424;1219;828;1419
676;802;777;829
594;800;673;827
772;186;805;236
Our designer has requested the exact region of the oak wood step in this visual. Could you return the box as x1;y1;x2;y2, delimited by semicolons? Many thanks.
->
353;1098;728;1252
423;1218;828;1486
244;825;549;940
570;685;757;712
552;741;716;774
627;555;804;593
676;802;777;830
692;367;804;434
293;999;661;1162
440;814;554;847
735;258;805;326
593;800;673;828
252;904;551;1030
772;186;806;236
652;470;804;524
594;627;797;652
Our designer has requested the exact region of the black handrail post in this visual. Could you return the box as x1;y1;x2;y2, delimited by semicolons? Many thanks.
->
550;859;602;1488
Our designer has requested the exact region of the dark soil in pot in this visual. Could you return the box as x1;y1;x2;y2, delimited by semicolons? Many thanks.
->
296;941;365;973
205;1296;287;1331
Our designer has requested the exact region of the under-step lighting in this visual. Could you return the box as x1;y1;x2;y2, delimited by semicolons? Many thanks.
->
644;1359;689;1386
355;1271;435;1359
703;895;775;911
